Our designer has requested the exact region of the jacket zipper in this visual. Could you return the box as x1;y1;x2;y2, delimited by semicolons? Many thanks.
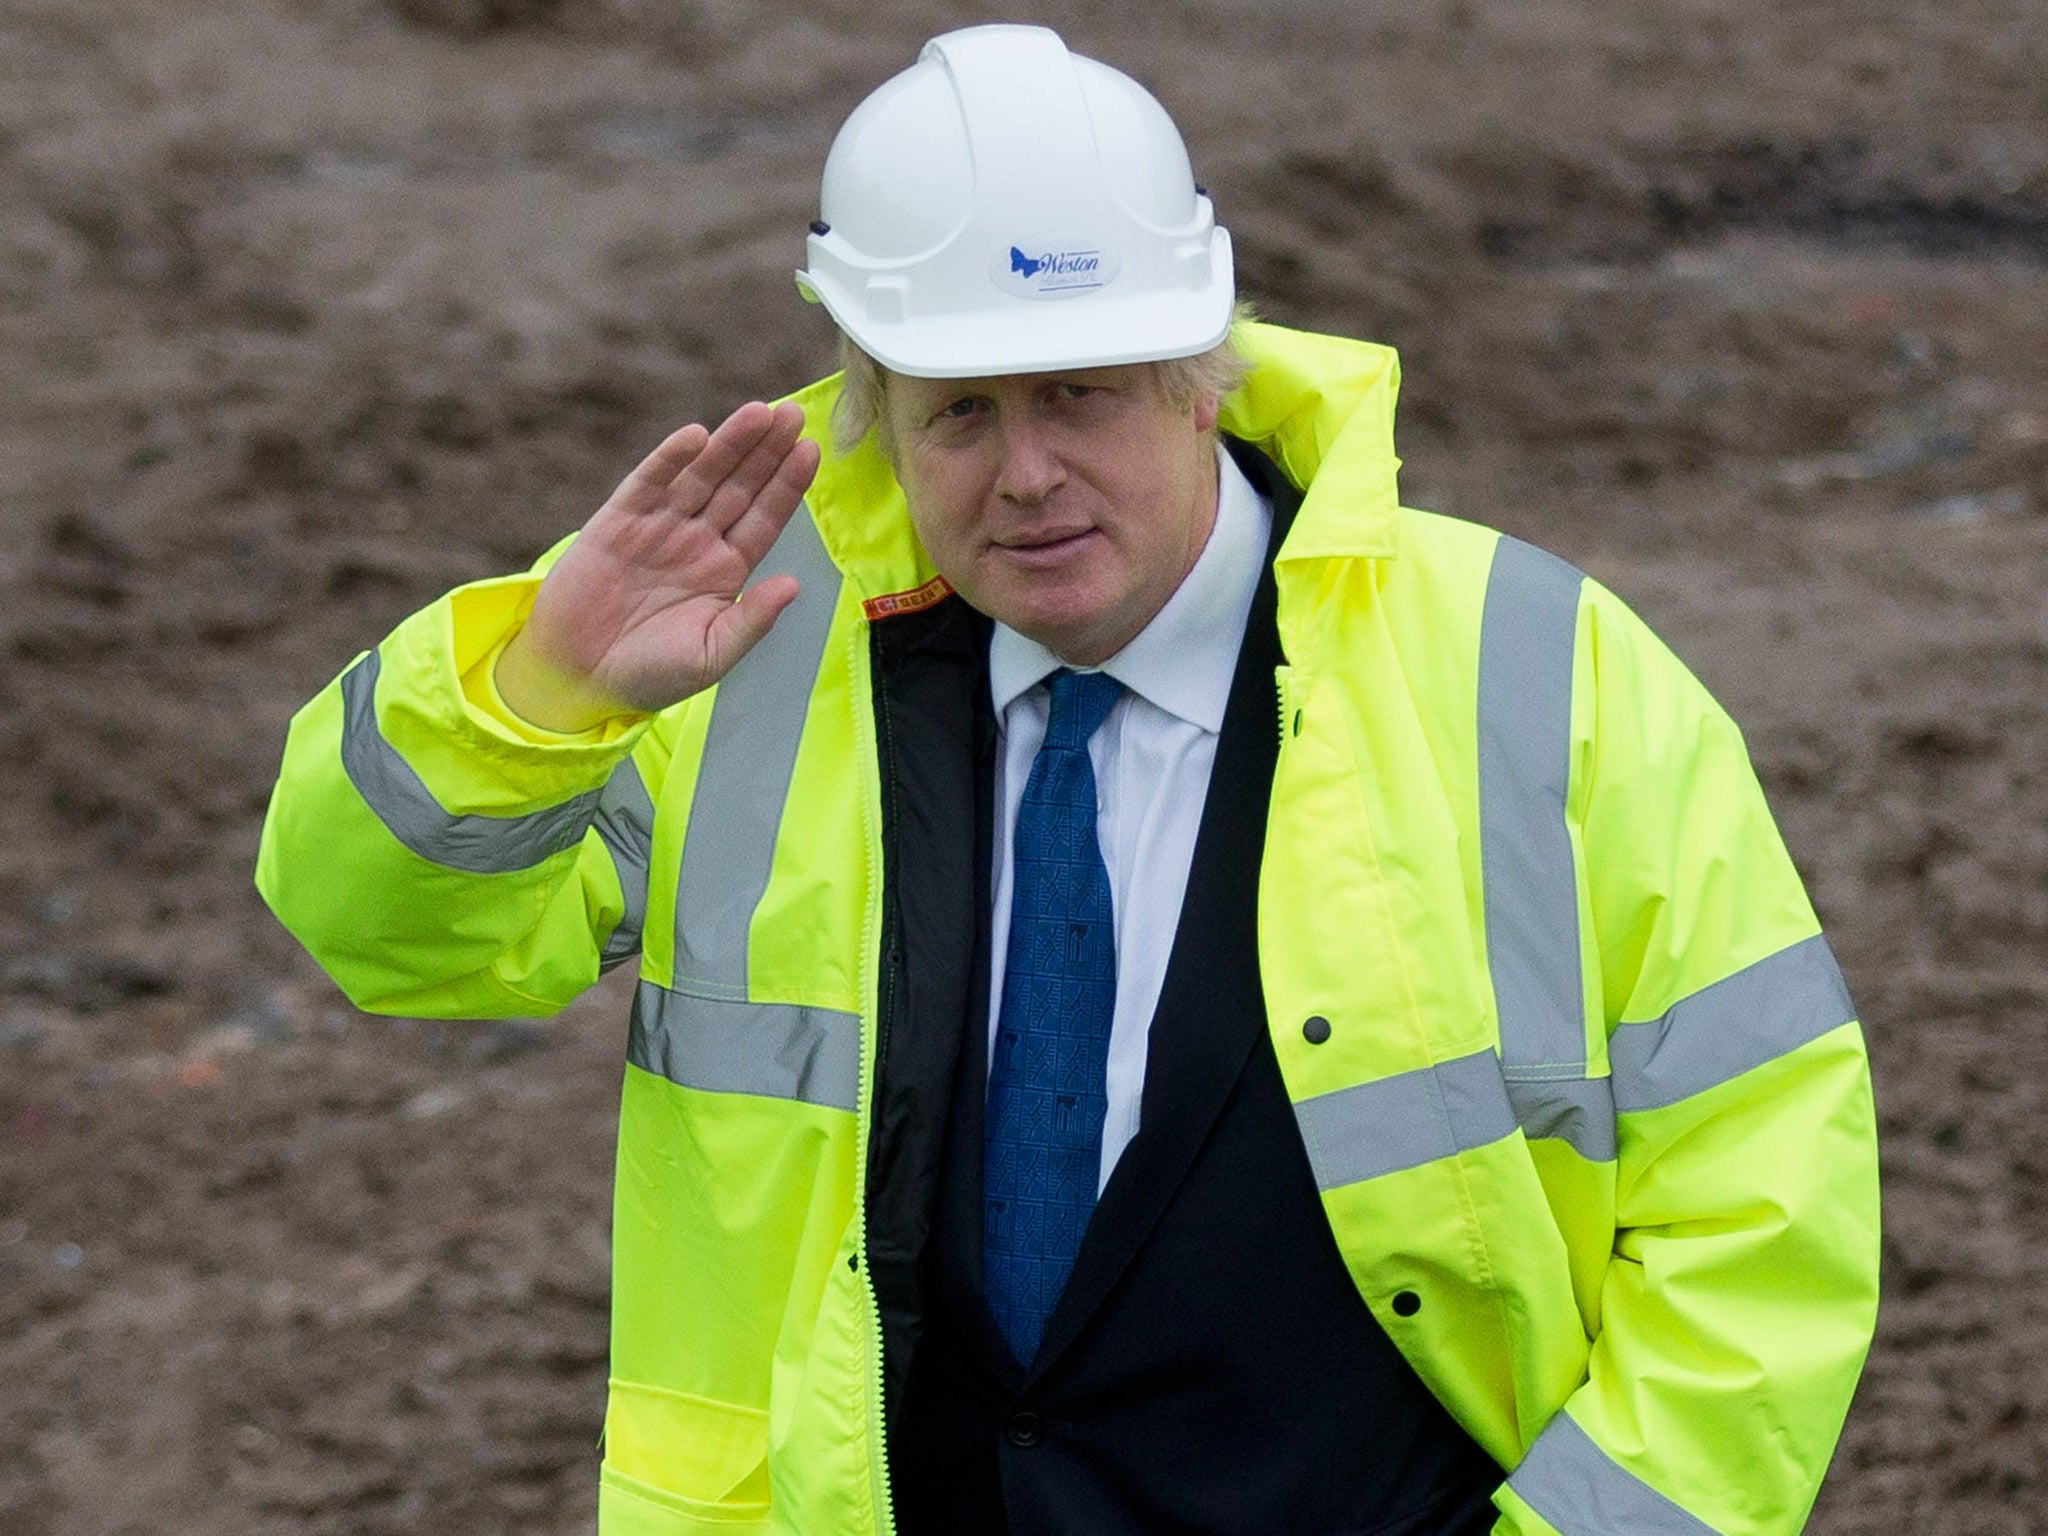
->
1275;663;1307;745
854;629;898;1536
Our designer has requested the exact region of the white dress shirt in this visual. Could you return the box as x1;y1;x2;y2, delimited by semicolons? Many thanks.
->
987;444;1272;1193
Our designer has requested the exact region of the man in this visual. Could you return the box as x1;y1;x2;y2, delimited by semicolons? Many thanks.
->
258;24;1880;1535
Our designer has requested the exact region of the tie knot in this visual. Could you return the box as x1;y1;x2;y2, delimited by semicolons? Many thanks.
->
1043;669;1123;752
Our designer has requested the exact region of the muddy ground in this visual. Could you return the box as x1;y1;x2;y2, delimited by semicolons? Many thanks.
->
1;0;2044;1531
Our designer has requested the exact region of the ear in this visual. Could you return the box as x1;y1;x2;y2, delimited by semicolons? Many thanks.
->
1192;390;1220;434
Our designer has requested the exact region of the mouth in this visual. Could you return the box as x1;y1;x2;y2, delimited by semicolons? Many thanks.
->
994;527;1099;564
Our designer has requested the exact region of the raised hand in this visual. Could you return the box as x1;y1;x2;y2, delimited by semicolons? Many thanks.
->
495;400;821;732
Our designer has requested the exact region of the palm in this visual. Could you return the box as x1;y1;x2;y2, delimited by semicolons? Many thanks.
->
513;401;820;722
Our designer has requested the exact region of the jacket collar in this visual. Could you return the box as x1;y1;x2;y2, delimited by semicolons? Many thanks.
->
1219;322;1402;566
787;373;943;611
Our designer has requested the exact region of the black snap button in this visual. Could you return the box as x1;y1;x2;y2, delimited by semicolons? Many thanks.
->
1005;1411;1043;1448
1392;1290;1421;1317
1302;1015;1332;1045
809;220;831;236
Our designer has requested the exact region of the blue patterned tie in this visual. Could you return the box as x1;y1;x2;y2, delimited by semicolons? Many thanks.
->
984;668;1124;1366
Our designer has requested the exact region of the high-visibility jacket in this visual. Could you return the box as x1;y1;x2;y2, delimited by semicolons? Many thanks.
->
257;321;1879;1536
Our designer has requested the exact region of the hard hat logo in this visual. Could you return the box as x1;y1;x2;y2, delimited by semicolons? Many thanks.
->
995;240;1119;299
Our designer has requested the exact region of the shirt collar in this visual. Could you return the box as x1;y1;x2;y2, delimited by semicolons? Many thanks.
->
989;442;1271;731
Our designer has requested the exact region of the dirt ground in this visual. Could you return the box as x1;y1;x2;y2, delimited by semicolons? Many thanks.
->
1;0;2043;1530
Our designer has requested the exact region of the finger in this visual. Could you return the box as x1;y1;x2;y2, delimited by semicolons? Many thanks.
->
669;401;780;513
611;422;711;513
723;435;821;565
696;408;809;535
683;403;804;523
705;572;801;674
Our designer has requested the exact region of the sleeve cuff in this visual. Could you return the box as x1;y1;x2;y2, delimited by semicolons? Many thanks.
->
371;571;650;815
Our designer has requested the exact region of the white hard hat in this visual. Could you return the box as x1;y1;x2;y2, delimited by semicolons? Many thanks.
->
795;24;1234;379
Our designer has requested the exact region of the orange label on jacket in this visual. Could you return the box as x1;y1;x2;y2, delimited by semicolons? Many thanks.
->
862;575;954;622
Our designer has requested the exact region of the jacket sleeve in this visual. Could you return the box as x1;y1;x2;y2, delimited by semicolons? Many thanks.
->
256;563;668;1018
1497;581;1881;1536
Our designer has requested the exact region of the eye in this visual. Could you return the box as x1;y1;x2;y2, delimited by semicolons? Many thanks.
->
935;396;982;421
1052;382;1100;402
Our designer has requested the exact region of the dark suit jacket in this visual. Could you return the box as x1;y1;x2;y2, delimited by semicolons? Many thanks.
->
865;444;1502;1535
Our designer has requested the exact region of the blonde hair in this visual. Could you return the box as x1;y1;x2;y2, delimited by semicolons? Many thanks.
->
830;302;1257;457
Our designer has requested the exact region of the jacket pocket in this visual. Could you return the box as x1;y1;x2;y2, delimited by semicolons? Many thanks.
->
600;1379;773;1533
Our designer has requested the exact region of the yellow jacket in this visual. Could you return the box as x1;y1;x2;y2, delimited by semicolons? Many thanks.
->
258;322;1879;1535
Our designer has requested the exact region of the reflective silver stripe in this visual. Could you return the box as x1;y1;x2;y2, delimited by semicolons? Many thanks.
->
595;757;655;971
1510;1410;1719;1535
670;504;842;995
339;649;605;874
1295;1050;1518;1192
1478;535;1587;1075
1478;536;1608;1159
1612;933;1855;1113
1506;1076;1616;1163
628;979;860;1112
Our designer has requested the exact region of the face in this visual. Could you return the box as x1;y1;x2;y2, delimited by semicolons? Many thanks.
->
881;365;1221;666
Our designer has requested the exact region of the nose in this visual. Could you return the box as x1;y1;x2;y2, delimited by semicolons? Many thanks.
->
994;417;1065;504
